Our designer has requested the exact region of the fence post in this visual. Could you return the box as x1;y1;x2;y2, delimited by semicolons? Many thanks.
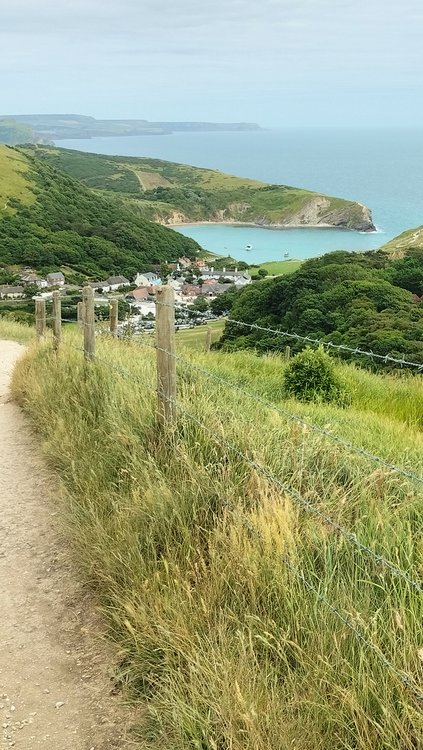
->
205;326;212;353
110;299;118;337
155;286;176;427
82;285;95;361
285;345;291;361
52;290;61;351
35;298;46;342
77;300;84;328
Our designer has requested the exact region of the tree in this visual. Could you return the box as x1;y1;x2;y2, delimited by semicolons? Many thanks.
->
24;284;40;298
258;268;269;278
192;296;209;312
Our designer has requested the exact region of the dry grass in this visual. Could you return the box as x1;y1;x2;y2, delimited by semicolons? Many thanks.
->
11;331;423;750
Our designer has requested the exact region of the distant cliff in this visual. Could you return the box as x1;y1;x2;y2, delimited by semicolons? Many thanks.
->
3;114;262;141
27;146;376;232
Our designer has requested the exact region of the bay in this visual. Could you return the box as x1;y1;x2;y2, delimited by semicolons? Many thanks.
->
56;128;423;264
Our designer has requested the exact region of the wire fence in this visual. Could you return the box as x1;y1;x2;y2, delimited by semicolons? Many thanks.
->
34;287;423;703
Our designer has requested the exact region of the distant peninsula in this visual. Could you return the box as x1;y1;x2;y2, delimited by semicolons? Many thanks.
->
26;145;376;232
0;114;262;145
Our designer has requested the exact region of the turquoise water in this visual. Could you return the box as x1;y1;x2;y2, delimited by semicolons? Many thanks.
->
56;128;423;263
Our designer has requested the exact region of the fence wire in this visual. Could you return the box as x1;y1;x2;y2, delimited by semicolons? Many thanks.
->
53;336;423;702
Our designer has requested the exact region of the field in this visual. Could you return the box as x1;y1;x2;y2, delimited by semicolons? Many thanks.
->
175;319;225;350
8;317;423;750
248;259;304;276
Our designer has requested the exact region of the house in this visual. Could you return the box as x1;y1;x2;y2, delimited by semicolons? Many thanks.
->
181;283;199;300
178;256;192;269
0;285;25;299
20;272;48;288
106;276;130;291
194;259;209;271
200;283;233;299
200;269;251;287
168;277;184;291
46;272;65;286
126;286;156;305
89;281;110;293
134;272;161;287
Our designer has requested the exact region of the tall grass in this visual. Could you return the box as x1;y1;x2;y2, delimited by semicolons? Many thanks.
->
12;333;423;749
0;318;35;344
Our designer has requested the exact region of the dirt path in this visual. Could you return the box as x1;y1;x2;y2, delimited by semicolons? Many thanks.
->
0;341;138;750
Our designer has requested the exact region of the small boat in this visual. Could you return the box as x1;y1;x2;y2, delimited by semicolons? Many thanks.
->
284;251;289;257
246;244;253;251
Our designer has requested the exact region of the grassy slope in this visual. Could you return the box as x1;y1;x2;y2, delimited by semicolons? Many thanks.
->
380;225;423;254
12;328;423;750
26;146;374;230
0;146;35;213
248;259;304;276
0;145;201;278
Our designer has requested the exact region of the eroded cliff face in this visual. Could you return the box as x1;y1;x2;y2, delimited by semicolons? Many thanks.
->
158;198;375;232
279;197;375;231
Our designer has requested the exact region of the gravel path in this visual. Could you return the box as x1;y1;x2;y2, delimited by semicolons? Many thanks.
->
0;341;137;750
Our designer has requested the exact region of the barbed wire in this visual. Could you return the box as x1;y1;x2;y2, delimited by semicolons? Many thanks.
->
225;317;423;371
145;342;423;488
150;297;423;371
61;336;423;593
230;498;423;702
163;391;423;702
54;337;423;700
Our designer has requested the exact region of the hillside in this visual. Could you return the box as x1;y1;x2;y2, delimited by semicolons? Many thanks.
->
0;118;35;146
380;224;423;255
25;146;376;231
217;249;423;366
0;145;200;279
8;318;423;750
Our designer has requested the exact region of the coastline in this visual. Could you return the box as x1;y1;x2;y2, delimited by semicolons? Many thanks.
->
166;220;378;233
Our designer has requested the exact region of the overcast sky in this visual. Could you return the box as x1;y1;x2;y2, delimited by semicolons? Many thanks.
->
1;0;422;126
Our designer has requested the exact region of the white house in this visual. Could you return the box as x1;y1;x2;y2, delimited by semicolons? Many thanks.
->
106;276;131;291
134;272;162;287
20;272;48;288
0;285;25;299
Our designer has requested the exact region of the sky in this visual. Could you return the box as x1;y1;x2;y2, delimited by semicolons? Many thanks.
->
1;0;422;126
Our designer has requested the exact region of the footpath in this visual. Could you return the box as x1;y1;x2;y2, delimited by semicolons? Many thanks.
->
0;341;136;749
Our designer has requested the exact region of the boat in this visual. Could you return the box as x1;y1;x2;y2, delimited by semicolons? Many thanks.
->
284;251;289;257
246;244;253;250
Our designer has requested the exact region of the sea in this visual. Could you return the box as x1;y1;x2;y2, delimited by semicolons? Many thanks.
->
56;128;423;265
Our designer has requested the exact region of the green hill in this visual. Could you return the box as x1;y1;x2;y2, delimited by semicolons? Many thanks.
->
0;118;35;146
25;145;376;231
217;250;423;367
380;224;423;255
0;145;200;280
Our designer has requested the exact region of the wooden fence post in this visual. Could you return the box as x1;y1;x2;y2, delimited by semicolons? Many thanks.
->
52;290;61;351
35;299;46;342
285;345;291;361
82;285;95;361
155;286;176;427
205;326;212;353
110;299;118;337
77;300;84;327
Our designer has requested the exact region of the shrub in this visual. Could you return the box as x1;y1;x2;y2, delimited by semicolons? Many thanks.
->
283;346;348;405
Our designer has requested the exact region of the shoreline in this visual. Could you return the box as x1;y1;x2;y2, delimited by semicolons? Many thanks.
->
167;220;378;233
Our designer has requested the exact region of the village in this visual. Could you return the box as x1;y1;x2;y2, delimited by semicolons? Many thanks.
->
0;256;252;330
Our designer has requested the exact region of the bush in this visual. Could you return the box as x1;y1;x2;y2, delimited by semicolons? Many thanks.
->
283;346;349;405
